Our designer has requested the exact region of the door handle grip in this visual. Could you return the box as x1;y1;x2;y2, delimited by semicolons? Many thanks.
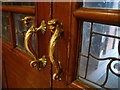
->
22;16;47;71
48;19;63;81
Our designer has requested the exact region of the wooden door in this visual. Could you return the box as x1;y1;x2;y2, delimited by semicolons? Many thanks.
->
49;2;82;88
49;1;120;89
2;2;51;88
2;1;120;89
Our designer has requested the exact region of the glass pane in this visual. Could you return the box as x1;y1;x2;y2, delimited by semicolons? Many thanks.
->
2;11;11;43
83;1;120;9
2;2;34;7
78;22;120;88
81;22;91;55
13;13;36;54
90;34;119;58
93;23;120;38
77;56;88;77
86;56;119;88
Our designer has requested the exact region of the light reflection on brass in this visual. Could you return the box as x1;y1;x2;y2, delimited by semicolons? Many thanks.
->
48;19;63;81
22;16;47;71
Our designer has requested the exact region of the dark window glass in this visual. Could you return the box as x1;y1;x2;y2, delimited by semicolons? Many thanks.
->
13;13;36;54
2;11;11;43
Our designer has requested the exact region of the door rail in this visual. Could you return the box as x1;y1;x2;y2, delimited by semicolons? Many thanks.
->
73;8;120;26
0;6;35;15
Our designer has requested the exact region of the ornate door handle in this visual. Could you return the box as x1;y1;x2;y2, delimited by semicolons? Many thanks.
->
22;16;47;71
48;19;63;81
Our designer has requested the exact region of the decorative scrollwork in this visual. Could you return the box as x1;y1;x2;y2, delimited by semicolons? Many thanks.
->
22;16;47;70
48;19;63;81
89;53;120;86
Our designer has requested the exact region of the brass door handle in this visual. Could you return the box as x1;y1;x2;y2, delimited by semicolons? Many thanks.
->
48;19;63;81
22;16;47;71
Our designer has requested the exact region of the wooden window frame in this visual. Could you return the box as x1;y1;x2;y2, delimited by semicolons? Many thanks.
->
68;2;120;88
1;6;35;14
0;5;36;51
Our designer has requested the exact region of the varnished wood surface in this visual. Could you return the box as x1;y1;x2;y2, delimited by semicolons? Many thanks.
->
52;2;72;88
2;2;52;88
2;41;50;88
3;2;119;89
9;12;16;48
70;80;94;88
52;2;85;88
74;8;120;26
2;61;8;88
67;2;83;84
35;2;51;58
0;6;35;14
35;2;51;88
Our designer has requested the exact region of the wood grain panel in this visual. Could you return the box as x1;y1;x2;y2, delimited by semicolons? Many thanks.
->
9;12;16;48
35;2;51;58
0;6;35;15
2;2;52;88
74;8;120;26
35;2;51;88
52;2;72;88
2;61;8;88
70;80;94;88
67;2;83;84
2;41;50;88
35;2;52;88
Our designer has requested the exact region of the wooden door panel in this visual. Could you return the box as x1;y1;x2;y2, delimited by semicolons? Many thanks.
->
2;2;78;88
2;61;7;88
2;41;50;88
52;2;72;88
2;2;52;88
36;2;51;65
